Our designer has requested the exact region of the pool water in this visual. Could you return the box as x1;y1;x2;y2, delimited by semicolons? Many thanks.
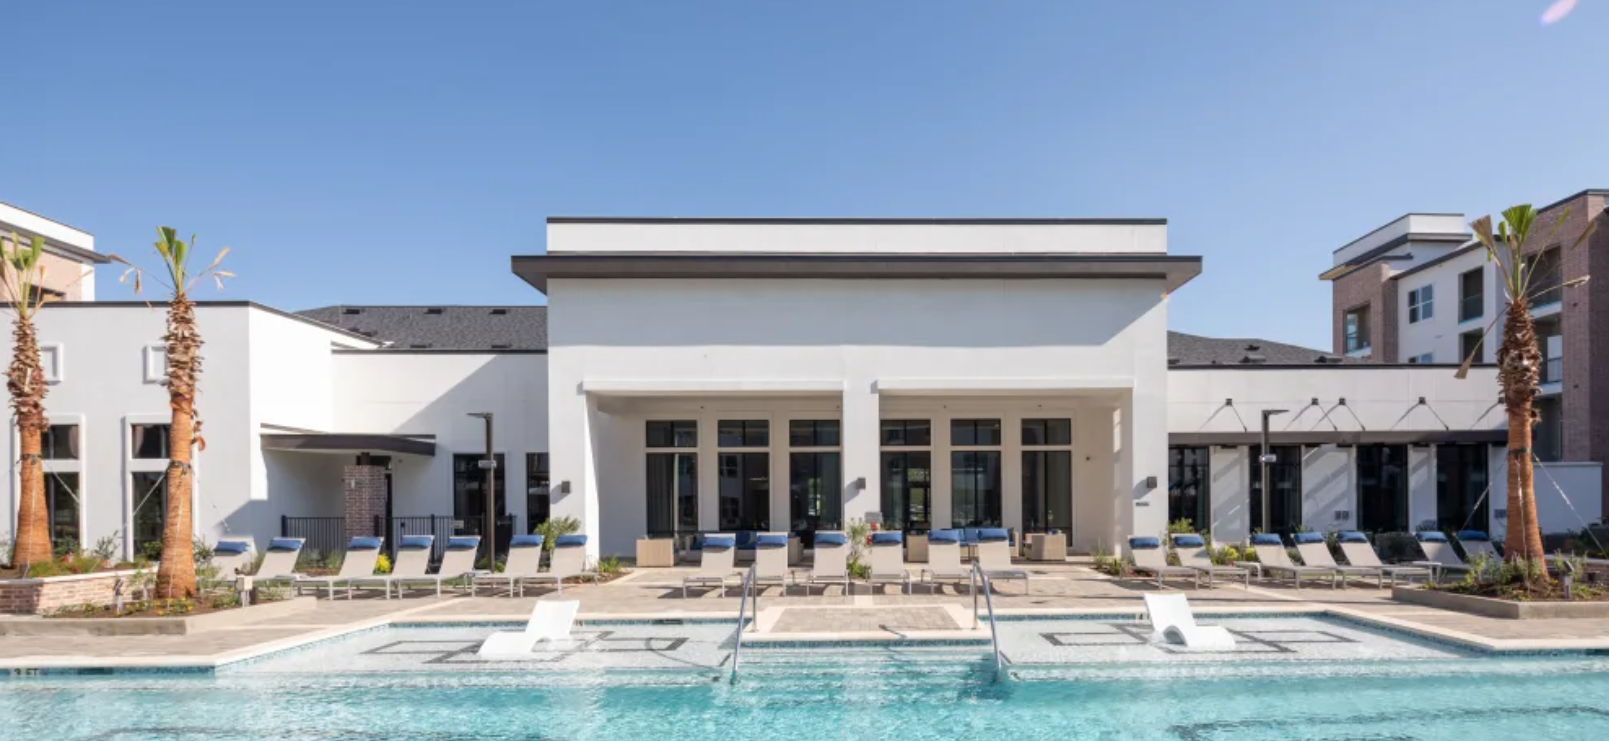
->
5;620;1609;741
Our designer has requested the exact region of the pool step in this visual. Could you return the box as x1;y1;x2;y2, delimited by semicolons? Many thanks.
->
732;645;1004;692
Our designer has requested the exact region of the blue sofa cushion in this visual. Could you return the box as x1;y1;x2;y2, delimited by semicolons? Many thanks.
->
348;536;383;551
1456;530;1490;542
928;529;961;544
702;536;735;550
1416;531;1449;543
1250;533;1283;546
812;533;847;547
1292;532;1326;545
755;534;788;548
977;528;1009;543
871;532;903;545
1171;534;1207;548
1337;531;1369;544
213;540;251;555
556;534;588;547
267;537;303;553
510;534;545;548
399;535;433;550
1128;536;1161;550
446;536;480;551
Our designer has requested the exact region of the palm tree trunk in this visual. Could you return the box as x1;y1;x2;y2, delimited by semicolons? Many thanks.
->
8;318;50;568
154;295;200;598
1499;297;1544;567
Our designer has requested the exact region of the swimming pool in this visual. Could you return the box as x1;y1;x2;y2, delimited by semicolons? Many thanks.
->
6;617;1609;740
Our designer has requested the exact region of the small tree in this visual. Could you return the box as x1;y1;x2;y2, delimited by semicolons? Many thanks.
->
1458;205;1595;570
110;228;231;597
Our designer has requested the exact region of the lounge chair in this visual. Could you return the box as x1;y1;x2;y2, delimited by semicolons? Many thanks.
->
975;527;1029;594
477;599;581;659
683;533;740;597
751;532;790;594
864;531;912;594
1127;536;1198;587
395;535;481;597
1143;593;1236;649
920;529;972;593
201;539;255;591
1291;531;1379;586
250;537;305;580
1334;531;1431;587
474;534;543;597
1413;531;1476;581
1455;531;1501;561
1171;533;1250;588
790;531;850;595
522;535;598;597
1239;533;1340;589
350;534;433;599
293;536;384;600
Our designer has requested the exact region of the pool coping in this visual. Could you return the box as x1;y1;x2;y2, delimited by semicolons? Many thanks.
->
3;601;1606;674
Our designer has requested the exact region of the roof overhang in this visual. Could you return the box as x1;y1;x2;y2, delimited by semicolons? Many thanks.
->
1169;429;1505;447
512;252;1203;295
260;432;436;457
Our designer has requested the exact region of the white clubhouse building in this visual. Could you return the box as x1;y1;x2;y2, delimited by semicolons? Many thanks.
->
3;212;1600;561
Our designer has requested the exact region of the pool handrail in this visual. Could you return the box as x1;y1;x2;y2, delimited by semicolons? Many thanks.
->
972;560;1006;682
731;562;757;682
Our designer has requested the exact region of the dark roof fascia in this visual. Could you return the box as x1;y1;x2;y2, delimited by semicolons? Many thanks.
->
512;252;1203;294
1170;429;1505;446
1331;214;1466;254
331;348;547;355
1387;241;1485;283
547;216;1167;226
260;433;436;457
1321;233;1470;281
1167;362;1496;370
44;301;383;346
1535;189;1609;216
1;225;110;264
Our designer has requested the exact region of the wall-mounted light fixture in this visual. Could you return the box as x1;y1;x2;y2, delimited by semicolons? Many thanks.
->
555;480;571;495
852;477;867;491
1144;476;1157;490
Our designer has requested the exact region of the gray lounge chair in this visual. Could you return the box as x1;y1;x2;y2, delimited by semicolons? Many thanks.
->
1128;536;1198;587
790;531;851;595
1454;530;1501;561
683;534;741;597
522;535;599;596
1292;531;1379;586
1172;533;1250;588
1239;533;1340;589
1335;531;1431;587
475;534;543;596
975;528;1029;594
920;530;972;593
1413;531;1476;581
864;531;911;594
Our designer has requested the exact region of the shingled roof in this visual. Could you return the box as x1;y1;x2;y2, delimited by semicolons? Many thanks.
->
1167;331;1349;366
296;305;547;351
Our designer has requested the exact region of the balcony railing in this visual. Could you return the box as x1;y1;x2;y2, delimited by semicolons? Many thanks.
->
1530;278;1564;310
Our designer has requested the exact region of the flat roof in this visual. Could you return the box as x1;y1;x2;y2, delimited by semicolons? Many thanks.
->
547;216;1166;226
1170;429;1505;446
512;252;1204;294
260;432;436;457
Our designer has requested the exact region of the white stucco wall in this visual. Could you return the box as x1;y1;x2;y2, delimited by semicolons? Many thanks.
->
1395;248;1494;365
546;221;1168;255
1333;214;1467;266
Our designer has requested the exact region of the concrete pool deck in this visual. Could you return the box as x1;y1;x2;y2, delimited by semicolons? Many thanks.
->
3;561;1607;670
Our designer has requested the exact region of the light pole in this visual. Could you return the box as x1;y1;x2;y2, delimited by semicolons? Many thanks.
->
1259;409;1288;533
467;412;496;567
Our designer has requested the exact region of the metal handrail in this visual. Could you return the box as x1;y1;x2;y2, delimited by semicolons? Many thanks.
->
971;561;1005;681
730;563;757;682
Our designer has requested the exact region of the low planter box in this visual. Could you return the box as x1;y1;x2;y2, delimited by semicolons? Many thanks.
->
1392;585;1609;619
0;570;139;616
0;596;315;636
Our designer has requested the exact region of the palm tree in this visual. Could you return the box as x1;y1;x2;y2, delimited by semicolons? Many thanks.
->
110;228;231;597
0;233;71;569
1458;205;1595;568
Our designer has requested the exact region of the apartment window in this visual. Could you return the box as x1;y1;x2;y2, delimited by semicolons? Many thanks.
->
1344;307;1370;353
42;424;80;460
950;419;1002;446
453;453;508;549
881;451;931;531
1248;445;1303;535
1536;399;1564;462
525;453;550;528
39;344;62;384
789;452;842;537
46;472;81;548
1167;447;1211;532
1459;268;1484;322
718;452;769;531
1526;247;1563;309
647;421;698;537
1356;445;1408;533
880;419;931;447
952;418;1003;528
1408;352;1434;364
1459;330;1484;365
646;420;697;448
1408;285;1434;324
1436;445;1490;533
131;424;171;459
717;420;769;448
1021;418;1072;446
131;470;168;556
1022;418;1073;533
143;345;167;383
789;420;840;447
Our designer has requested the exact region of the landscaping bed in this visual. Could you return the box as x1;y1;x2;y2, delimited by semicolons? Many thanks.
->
1393;585;1609;619
0;596;314;636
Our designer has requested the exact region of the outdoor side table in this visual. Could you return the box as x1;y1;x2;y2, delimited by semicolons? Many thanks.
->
636;538;676;568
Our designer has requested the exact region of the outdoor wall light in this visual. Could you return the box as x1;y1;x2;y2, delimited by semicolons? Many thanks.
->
852;477;867;491
555;480;571;495
1144;476;1157;490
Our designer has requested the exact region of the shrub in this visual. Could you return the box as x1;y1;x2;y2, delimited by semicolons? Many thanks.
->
597;555;625;578
533;517;582;554
845;519;872;578
1166;518;1196;536
373;553;392;575
210;592;242;610
53;537;81;559
138;540;164;564
191;537;215;566
90;534;121;565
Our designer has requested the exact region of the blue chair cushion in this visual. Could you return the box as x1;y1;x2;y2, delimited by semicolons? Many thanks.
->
871;532;903;545
267;538;303;553
1416;531;1449;543
213;540;250;555
929;529;961;544
399;535;433;550
446;536;480;551
1250;533;1283;546
735;531;758;548
702;536;735;550
556;534;587;547
1172;534;1207;548
1292;532;1326;545
961;527;981;545
813;533;847;547
1337;531;1369;544
510;534;545;548
1048;529;1062;535
755;534;788;548
1128;536;1161;550
977;528;1009;543
1456;531;1490;542
348;536;383;551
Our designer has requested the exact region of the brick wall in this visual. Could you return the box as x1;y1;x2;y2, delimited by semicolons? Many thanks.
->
0;571;137;615
1520;194;1599;468
343;465;387;540
1331;261;1397;362
37;253;90;300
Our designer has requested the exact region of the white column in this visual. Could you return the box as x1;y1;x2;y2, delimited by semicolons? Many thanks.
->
548;386;601;560
698;410;719;532
931;409;952;528
1209;446;1250;543
1125;389;1169;544
769;416;789;534
1408;445;1437;530
1071;406;1116;553
1301;444;1355;532
841;383;880;524
1001;410;1023;534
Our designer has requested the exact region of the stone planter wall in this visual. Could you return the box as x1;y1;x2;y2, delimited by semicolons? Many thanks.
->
0;596;315;636
0;570;138;616
1392;585;1609;619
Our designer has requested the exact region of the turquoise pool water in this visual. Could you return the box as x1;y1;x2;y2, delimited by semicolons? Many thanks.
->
5;621;1609;740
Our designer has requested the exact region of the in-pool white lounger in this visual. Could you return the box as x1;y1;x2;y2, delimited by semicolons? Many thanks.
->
1143;593;1236;650
477;600;581;659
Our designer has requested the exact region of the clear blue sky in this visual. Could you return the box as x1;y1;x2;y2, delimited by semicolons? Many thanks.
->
5;1;1603;348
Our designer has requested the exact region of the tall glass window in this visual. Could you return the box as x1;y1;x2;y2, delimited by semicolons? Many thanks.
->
789;419;841;541
881;451;931;531
525;453;550;529
453;453;508;552
1168;446;1211;532
42;424;79;460
131;470;167;556
46;472;80;548
1356;444;1408;532
1022;419;1073;532
131;424;171;459
1437;444;1490;533
646;420;697;537
1249;445;1303;534
718;453;769;531
951;419;1002;528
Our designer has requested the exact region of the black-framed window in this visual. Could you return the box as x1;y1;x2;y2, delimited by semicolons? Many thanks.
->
1168;446;1211;532
1459;268;1484;322
1536;398;1564;462
453;453;508;551
1022;418;1072;447
951;419;1002;447
42;425;80;460
132;470;167;555
1022;450;1071;532
880;419;931;447
952;450;1002;528
718;452;769;531
132;424;171;459
1460;330;1484;365
1526;247;1563;309
647;452;698;536
46;472;80;547
1248;445;1303;534
1408;285;1434;324
1408;352;1434;364
718;420;769;448
525;453;550;528
789;420;840;447
1344;307;1370;353
1437;444;1489;533
1356;444;1408;533
790;451;842;536
646;420;697;448
880;451;931;530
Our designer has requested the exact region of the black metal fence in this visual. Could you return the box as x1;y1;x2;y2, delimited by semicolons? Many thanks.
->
374;515;457;564
280;516;349;559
